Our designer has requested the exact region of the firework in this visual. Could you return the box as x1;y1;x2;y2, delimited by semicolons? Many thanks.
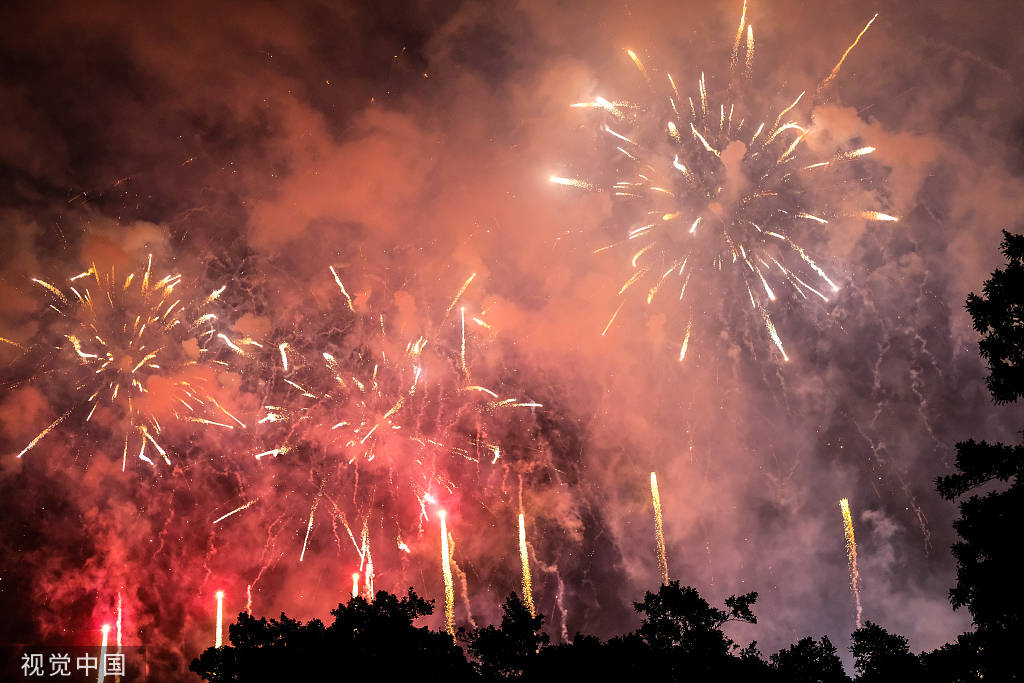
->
11;255;240;466
554;6;896;361
439;511;455;637
839;498;863;628
237;268;544;574
352;573;360;600
99;624;110;683
651;472;669;585
518;512;536;617
215;591;224;648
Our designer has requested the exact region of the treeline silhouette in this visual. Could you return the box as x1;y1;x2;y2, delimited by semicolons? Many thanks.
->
192;232;1024;682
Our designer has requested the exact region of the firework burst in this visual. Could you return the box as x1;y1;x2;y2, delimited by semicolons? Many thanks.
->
553;6;896;362
8;255;241;467
215;268;545;598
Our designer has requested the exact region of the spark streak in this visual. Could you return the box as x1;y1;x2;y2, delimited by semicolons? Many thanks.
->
439;511;455;638
518;512;535;617
215;591;224;648
99;625;110;683
820;14;878;93
651;472;669;584
839;498;863;628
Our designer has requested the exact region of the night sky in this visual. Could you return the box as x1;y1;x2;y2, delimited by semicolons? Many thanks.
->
1;0;1022;678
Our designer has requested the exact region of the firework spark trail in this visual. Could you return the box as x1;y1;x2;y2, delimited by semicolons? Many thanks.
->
839;498;863;628
16;409;72;458
819;14;879;94
99;625;110;683
215;591;224;648
352;573;360;600
651;472;669;585
518;512;536;617
212;499;258;525
116;591;122;649
555;7;895;361
439;511;455;638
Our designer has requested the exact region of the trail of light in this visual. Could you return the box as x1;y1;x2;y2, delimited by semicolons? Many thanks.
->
439;511;455;638
763;311;789;362
99;625;109;683
626;49;649;82
116;592;123;650
678;322;692;362
839;498;863;628
820;14;878;92
518;512;535;617
601;301;626;337
278;343;289;372
246;585;252;615
298;500;318;563
444;273;477;322
352;573;360;600
212;499;258;525
32;278;68;305
745;24;755;76
549;176;593;190
861;211;899;222
17;409;72;458
328;266;355;312
730;0;748;71
0;336;26;350
796;212;829;224
651;472;669;584
215;591;224;648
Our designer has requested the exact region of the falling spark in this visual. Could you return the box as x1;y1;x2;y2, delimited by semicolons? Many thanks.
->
444;272;477;322
352;573;360;600
329;266;355;311
745;24;755;76
215;591;224;648
17;409;72;458
820;14;878;93
518;513;536;617
115;591;123;651
549;176;593;190
99;625;110;683
730;0;748;71
651;472;669;584
678;322;692;362
212;499;258;525
299;502;317;562
860;211;899;222
278;343;289;372
839;498;863;628
626;48;650;83
439;510;455;638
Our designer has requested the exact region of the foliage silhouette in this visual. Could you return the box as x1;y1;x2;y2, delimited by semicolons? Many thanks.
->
930;230;1024;680
965;230;1024;403
190;588;474;682
769;635;850;683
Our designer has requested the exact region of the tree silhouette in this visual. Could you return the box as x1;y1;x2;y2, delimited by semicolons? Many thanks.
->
190;588;474;682
467;592;548;681
965;230;1024;403
770;635;850;683
632;580;765;678
849;622;921;682
931;230;1024;680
